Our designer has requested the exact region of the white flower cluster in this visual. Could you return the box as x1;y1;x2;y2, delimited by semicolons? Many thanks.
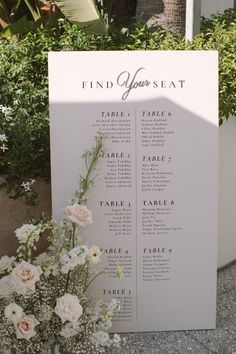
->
0;199;125;353
37;304;53;322
61;245;89;274
0;105;12;115
0;275;15;298
98;299;121;331
15;223;41;244
0;255;15;274
20;179;36;192
61;244;102;274
86;298;123;347
90;331;123;348
34;252;49;266
2;286;84;341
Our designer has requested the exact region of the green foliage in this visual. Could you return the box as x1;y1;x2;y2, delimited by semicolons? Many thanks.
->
0;9;235;204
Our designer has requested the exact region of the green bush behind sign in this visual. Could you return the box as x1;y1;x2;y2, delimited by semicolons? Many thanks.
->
0;9;235;204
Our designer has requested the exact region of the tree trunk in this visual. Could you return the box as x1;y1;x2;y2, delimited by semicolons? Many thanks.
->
111;0;137;27
0;1;11;29
136;0;186;36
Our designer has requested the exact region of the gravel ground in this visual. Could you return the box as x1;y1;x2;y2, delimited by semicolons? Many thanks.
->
109;262;236;354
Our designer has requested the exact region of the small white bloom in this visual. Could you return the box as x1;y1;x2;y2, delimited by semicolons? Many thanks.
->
88;246;102;264
0;255;15;274
60;322;78;338
37;304;53;322
116;266;124;279
66;204;92;227
4;303;24;324
11;260;43;295
0;133;8;142
20;181;32;192
0;105;12;115
55;294;83;324
0;143;8;152
44;263;59;277
0;275;15;298
15;314;39;340
90;330;110;347
15;224;40;244
20;179;36;192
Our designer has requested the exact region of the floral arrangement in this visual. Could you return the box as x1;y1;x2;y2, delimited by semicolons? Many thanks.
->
0;135;125;353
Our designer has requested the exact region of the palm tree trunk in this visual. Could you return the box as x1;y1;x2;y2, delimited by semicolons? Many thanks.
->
136;0;186;36
0;0;11;29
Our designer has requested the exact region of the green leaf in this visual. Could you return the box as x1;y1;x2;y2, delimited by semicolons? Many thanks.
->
55;0;107;34
0;15;41;37
10;0;22;18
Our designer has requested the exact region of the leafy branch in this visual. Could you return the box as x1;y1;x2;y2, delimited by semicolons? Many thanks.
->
73;133;106;205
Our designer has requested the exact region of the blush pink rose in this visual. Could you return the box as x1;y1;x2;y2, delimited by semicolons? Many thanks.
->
15;315;39;340
66;204;92;227
11;260;42;295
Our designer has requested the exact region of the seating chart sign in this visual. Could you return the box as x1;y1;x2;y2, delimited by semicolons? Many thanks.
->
49;51;218;332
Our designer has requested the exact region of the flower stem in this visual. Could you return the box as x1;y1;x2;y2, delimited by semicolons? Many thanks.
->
64;224;77;293
72;223;76;248
84;271;106;292
64;270;71;293
75;134;105;204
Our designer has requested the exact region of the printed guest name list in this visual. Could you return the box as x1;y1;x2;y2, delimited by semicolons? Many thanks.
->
49;51;218;332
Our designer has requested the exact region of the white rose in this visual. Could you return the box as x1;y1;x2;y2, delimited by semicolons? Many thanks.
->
15;224;41;243
4;303;24;324
0;275;15;298
0;255;15;274
66;204;92;227
88;246;102;264
55;294;83;324
11;261;43;295
15;315;39;340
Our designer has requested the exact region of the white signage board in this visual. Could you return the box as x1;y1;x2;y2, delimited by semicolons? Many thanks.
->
49;51;218;332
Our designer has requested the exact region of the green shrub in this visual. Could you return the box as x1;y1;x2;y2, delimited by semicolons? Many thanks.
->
0;9;235;204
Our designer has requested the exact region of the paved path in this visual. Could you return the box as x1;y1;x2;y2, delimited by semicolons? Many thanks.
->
110;262;236;354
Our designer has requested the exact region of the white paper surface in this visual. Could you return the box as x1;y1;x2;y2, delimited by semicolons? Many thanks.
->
49;51;218;332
